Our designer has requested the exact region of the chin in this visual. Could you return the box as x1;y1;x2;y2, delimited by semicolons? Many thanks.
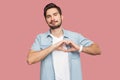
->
49;25;61;29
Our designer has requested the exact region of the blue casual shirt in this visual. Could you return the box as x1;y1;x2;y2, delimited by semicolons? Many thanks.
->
31;29;93;80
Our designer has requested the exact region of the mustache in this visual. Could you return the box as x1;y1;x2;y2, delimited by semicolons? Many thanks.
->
50;20;58;24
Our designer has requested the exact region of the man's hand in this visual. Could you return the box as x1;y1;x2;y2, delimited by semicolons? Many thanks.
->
53;40;80;52
53;40;67;51
65;40;80;52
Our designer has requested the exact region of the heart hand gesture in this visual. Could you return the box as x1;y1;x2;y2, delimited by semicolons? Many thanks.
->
53;40;80;52
65;40;80;52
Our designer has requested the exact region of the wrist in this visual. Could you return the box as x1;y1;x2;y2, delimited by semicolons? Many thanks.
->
79;45;83;52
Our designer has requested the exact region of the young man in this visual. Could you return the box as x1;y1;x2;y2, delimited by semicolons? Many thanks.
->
27;3;101;80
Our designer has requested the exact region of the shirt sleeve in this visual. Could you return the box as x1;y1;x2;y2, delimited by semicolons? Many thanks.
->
78;34;93;47
31;35;41;51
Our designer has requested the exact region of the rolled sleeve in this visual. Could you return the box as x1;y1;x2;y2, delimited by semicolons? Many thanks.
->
79;34;93;47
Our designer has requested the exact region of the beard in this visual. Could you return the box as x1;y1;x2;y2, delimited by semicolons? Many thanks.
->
48;20;62;30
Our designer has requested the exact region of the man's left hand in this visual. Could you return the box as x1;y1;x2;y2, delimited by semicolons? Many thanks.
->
65;40;80;52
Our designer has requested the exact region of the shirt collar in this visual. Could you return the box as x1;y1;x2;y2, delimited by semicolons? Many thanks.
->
46;28;69;38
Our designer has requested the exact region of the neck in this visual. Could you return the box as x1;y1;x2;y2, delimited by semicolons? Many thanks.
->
50;27;63;38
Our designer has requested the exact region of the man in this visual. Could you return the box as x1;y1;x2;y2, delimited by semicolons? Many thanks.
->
27;3;101;80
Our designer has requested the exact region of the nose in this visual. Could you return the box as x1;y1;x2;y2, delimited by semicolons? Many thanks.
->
51;16;55;21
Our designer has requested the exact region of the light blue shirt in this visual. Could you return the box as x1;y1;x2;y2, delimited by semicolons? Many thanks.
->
31;29;93;80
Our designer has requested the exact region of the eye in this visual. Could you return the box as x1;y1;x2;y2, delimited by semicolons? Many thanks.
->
46;15;51;18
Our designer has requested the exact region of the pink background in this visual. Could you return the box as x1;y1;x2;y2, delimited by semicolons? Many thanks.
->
0;0;120;80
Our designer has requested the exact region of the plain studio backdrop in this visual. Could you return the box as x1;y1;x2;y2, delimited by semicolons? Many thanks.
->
0;0;120;80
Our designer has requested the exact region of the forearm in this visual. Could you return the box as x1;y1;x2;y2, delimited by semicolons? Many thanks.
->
82;43;101;55
27;45;55;64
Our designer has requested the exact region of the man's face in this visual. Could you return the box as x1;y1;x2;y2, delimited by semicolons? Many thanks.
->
45;8;63;29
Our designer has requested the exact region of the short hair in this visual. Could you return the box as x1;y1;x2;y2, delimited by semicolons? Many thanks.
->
44;3;62;17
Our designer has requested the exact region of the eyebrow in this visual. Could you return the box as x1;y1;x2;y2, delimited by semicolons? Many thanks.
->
53;12;58;15
47;11;58;15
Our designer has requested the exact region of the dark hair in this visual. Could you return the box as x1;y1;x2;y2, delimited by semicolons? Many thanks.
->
44;3;62;17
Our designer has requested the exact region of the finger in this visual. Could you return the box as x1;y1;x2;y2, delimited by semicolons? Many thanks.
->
59;42;66;47
55;41;65;47
69;42;80;50
56;47;67;52
66;48;76;52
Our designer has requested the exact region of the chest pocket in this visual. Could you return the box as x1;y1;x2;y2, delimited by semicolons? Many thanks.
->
40;45;50;50
40;36;52;50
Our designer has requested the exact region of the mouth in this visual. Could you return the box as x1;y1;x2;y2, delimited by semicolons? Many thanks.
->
50;21;58;25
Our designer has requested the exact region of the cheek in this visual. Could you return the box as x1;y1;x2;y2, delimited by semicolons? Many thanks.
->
58;18;62;22
55;16;61;21
46;19;51;23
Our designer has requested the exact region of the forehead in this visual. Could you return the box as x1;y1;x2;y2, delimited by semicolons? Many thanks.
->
46;8;59;15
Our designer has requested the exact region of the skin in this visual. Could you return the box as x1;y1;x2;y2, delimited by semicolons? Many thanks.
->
27;8;101;65
45;8;63;30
